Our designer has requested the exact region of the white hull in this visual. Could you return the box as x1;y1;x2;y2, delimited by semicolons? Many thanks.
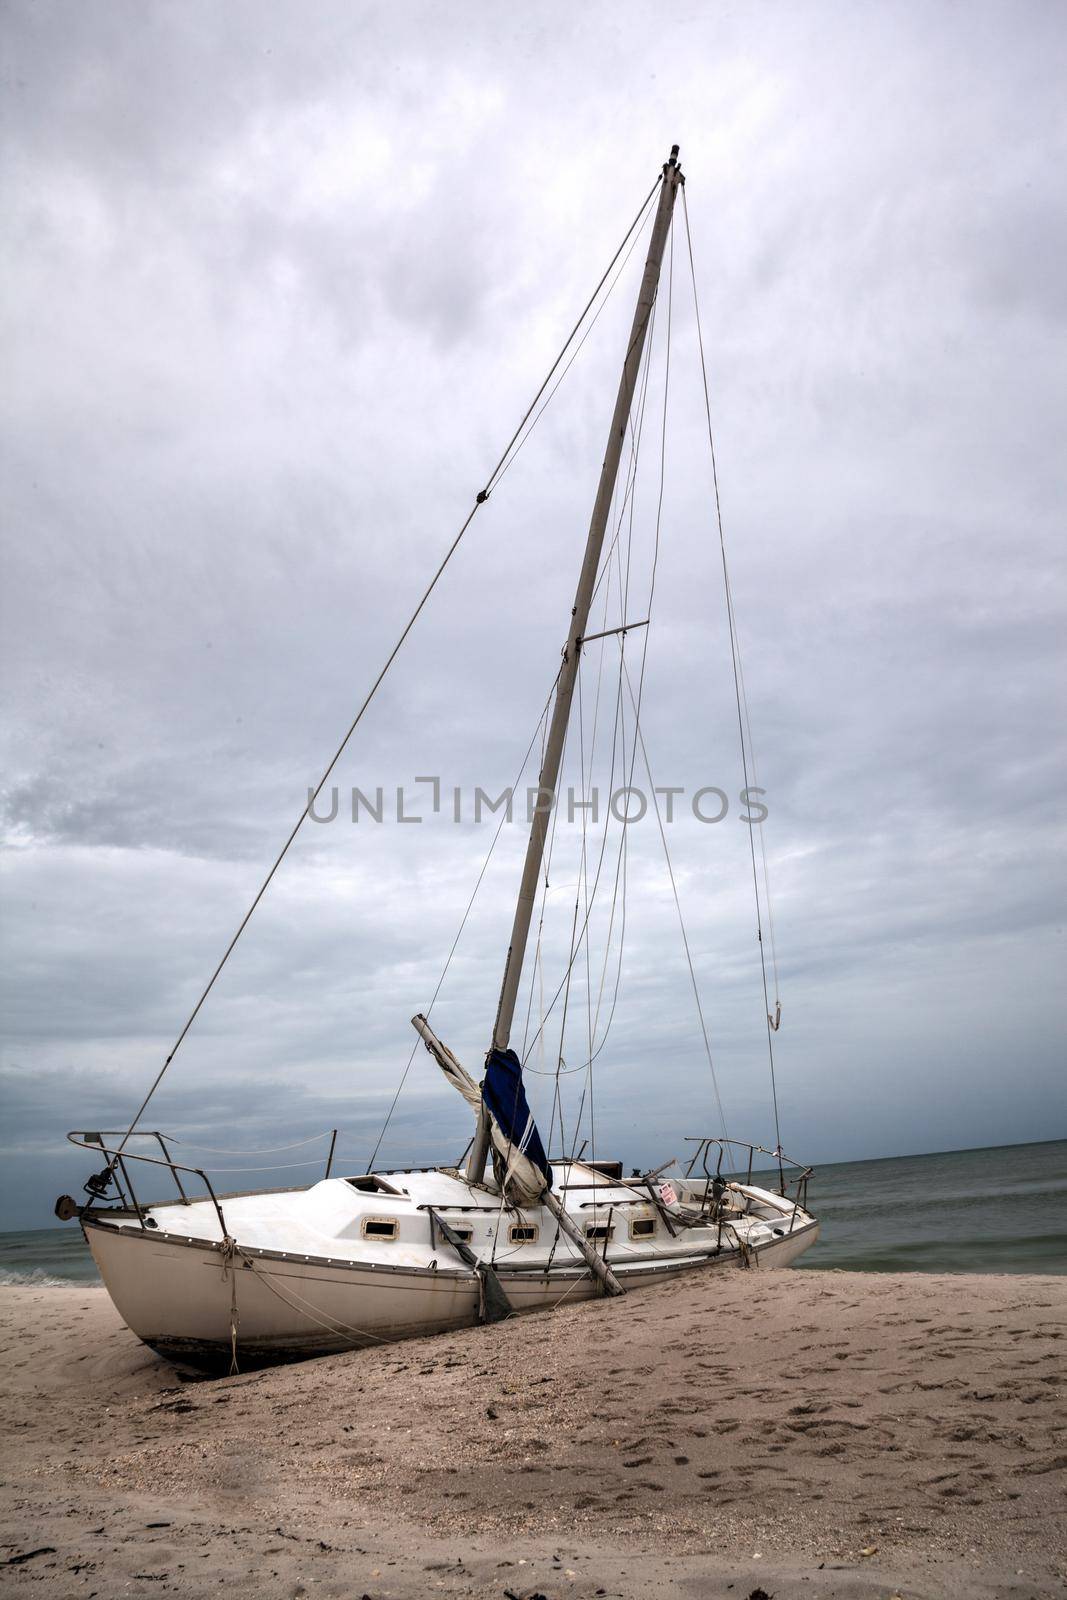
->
82;1164;819;1367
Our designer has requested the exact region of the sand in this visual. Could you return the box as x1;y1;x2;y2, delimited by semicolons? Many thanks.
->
1;1269;1064;1598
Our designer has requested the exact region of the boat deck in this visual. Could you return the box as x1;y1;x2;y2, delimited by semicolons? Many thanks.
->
92;1162;810;1275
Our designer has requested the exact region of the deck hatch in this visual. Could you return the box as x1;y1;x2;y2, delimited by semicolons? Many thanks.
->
347;1176;403;1195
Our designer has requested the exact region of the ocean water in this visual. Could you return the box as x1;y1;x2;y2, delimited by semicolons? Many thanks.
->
1;1138;1064;1285
791;1138;1067;1274
0;1224;102;1286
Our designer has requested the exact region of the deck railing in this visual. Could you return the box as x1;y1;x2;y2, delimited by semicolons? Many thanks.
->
682;1136;813;1214
65;1128;341;1241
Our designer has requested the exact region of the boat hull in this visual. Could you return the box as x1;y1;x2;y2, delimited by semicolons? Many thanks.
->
83;1212;820;1369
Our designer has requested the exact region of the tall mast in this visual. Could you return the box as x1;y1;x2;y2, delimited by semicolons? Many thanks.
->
469;145;682;1183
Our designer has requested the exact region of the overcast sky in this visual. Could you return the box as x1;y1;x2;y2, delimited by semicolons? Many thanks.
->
2;1;1064;1232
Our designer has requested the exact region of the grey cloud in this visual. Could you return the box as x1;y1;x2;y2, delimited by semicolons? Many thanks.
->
2;0;1065;1231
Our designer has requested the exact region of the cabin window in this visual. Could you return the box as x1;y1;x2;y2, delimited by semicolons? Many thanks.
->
508;1223;539;1245
629;1216;656;1240
585;1223;614;1242
362;1217;398;1241
448;1225;473;1244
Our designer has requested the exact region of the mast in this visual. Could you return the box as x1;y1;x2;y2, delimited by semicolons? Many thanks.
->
469;145;682;1184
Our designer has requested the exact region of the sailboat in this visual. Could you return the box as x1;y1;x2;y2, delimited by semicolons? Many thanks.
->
56;145;819;1368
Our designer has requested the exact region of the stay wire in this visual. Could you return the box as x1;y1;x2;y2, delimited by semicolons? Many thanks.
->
491;182;662;490
520;289;661;1078
486;177;662;490
524;217;673;1073
681;184;782;1155
569;222;676;1166
110;172;665;1164
522;433;645;1068
620;658;730;1143
365;669;560;1171
566;219;675;1149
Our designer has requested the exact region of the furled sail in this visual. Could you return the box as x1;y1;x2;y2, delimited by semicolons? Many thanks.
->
482;1047;552;1205
411;1016;551;1205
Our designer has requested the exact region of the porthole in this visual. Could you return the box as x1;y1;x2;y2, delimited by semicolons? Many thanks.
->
585;1223;614;1242
629;1216;655;1240
508;1222;539;1244
362;1217;398;1241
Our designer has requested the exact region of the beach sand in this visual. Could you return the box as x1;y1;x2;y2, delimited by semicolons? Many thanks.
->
1;1269;1064;1598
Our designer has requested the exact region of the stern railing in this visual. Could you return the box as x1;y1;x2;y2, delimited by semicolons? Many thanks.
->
66;1128;341;1242
682;1136;814;1217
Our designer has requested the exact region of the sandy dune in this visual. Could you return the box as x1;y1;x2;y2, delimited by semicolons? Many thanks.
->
1;1269;1064;1597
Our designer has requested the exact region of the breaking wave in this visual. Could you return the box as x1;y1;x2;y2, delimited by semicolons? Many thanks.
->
0;1266;80;1288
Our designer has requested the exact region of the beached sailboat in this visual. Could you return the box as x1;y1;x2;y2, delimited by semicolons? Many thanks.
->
57;145;819;1367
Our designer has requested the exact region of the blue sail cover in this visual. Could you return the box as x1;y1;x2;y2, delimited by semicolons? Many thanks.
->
482;1048;552;1191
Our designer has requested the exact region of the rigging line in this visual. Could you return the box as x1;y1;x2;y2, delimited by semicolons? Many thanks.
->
579;537;614;820
621;221;672;636
365;669;560;1171
732;628;780;1002
521;335;659;1078
553;323;654;1093
520;213;673;1098
586;823;627;1067
579;658;596;1139
564;320;654;1057
581;673;599;1167
623;210;673;749
618;258;659;628
522;229;671;1073
581;216;672;1076
527;589;632;1072
578;464;625;835
110;180;664;1165
491;184;661;490
589;289;661;612
549;739;585;1154
520;373;659;1066
113;496;485;1162
238;1250;389;1344
519;693;555;1063
524;703;571;1162
620;656;731;1144
556;655;595;1167
520;311;660;1076
586;724;630;1064
486;175;661;490
590;571;636;1065
566;216;674;1086
576;571;629;1070
167;1158;338;1173
580;442;641;1066
583;624;632;1066
585;344;643;1152
150;1130;335;1154
532;697;576;1158
681;184;782;1153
